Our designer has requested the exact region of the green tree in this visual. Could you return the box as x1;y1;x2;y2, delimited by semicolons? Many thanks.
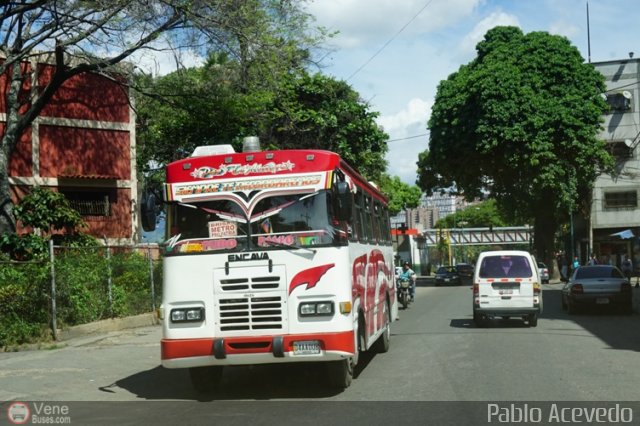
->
136;67;390;181
417;26;612;266
263;73;389;181
0;187;88;260
377;174;421;215
135;55;248;168
435;199;508;229
13;186;84;233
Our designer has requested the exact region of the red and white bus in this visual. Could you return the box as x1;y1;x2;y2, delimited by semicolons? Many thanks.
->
159;137;398;391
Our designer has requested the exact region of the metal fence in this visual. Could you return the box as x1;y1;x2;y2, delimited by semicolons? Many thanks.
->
0;241;162;345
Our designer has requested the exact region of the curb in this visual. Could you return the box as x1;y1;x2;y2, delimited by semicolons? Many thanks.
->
56;312;159;341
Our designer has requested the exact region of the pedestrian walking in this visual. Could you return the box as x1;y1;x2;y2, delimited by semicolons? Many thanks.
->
621;256;633;281
560;256;568;282
572;256;580;271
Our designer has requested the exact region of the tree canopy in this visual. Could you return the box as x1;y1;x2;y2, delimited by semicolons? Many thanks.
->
417;26;613;264
435;199;509;229
135;64;389;182
377;174;421;215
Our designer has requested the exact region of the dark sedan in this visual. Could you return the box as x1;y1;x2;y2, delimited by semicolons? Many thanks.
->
561;265;633;314
435;266;461;286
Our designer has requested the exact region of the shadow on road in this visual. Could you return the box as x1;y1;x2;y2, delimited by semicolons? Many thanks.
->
447;286;640;352
113;351;378;401
449;317;530;329
540;287;640;352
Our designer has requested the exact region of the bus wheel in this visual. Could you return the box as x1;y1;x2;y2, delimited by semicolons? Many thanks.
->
326;358;353;389
189;366;223;393
372;299;391;353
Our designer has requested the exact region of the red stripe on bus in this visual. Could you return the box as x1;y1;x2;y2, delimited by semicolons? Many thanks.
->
161;331;355;360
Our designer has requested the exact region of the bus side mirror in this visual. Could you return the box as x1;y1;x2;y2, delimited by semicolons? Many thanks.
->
334;181;352;221
141;191;157;232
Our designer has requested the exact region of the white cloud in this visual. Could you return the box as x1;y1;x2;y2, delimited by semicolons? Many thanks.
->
308;0;483;49
378;97;431;137
130;43;204;76
379;98;432;184
547;21;580;39
458;11;521;56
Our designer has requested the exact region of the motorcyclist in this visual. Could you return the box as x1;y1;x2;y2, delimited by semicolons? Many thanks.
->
399;261;417;302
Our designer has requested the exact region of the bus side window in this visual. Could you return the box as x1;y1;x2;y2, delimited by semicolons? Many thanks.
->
334;191;354;239
363;195;373;242
383;209;391;244
353;189;364;242
373;202;382;243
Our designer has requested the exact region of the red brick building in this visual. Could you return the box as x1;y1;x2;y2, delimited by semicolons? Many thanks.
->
2;61;139;244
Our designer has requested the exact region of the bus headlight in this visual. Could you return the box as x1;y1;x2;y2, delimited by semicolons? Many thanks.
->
170;307;205;323
299;301;334;317
316;302;333;315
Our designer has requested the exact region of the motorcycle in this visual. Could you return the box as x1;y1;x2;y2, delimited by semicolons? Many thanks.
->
397;277;411;309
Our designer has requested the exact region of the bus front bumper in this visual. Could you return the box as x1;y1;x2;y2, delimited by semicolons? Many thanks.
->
161;331;354;368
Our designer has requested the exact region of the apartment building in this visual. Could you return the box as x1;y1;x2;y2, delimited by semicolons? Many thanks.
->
588;56;640;267
4;60;139;244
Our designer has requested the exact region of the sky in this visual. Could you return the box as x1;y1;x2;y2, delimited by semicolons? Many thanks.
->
302;0;640;184
133;0;640;186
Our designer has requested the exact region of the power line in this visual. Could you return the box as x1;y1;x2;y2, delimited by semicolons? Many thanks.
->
387;133;429;142
346;0;435;82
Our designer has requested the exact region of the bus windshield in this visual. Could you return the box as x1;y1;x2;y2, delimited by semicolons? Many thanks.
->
165;189;346;255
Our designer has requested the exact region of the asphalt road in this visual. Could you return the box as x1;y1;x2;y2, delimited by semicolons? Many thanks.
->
2;281;640;424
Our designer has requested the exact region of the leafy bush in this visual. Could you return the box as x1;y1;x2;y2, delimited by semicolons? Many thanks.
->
0;187;162;349
0;263;51;347
111;251;154;316
54;249;110;325
0;245;162;349
0;233;48;261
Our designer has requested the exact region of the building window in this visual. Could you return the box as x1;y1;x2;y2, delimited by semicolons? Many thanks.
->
60;189;112;216
603;191;637;210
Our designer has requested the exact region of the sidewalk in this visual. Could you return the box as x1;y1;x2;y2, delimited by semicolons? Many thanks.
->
56;312;159;342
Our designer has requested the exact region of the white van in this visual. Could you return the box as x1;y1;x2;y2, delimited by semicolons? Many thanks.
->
472;250;542;327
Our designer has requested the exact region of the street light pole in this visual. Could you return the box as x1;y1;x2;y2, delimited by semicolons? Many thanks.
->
453;213;457;265
459;221;468;263
570;211;575;263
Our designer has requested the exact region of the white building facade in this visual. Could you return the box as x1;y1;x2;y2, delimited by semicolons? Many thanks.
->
589;57;640;269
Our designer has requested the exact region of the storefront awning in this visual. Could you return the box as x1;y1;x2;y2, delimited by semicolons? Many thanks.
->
609;229;635;239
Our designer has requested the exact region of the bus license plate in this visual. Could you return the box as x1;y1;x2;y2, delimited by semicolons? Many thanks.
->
293;340;321;355
596;298;609;304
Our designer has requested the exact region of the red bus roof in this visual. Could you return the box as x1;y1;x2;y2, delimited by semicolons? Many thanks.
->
165;148;387;203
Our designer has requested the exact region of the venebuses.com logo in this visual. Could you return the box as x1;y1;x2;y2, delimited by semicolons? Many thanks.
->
6;401;71;424
6;402;30;424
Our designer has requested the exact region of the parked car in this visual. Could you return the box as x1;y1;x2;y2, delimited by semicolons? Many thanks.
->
456;263;474;283
472;250;542;327
561;265;632;314
435;266;461;286
537;261;549;284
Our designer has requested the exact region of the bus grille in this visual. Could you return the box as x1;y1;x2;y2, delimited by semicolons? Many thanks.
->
218;296;283;331
219;276;281;291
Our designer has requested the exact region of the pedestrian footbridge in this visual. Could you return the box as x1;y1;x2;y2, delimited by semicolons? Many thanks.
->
421;226;532;246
